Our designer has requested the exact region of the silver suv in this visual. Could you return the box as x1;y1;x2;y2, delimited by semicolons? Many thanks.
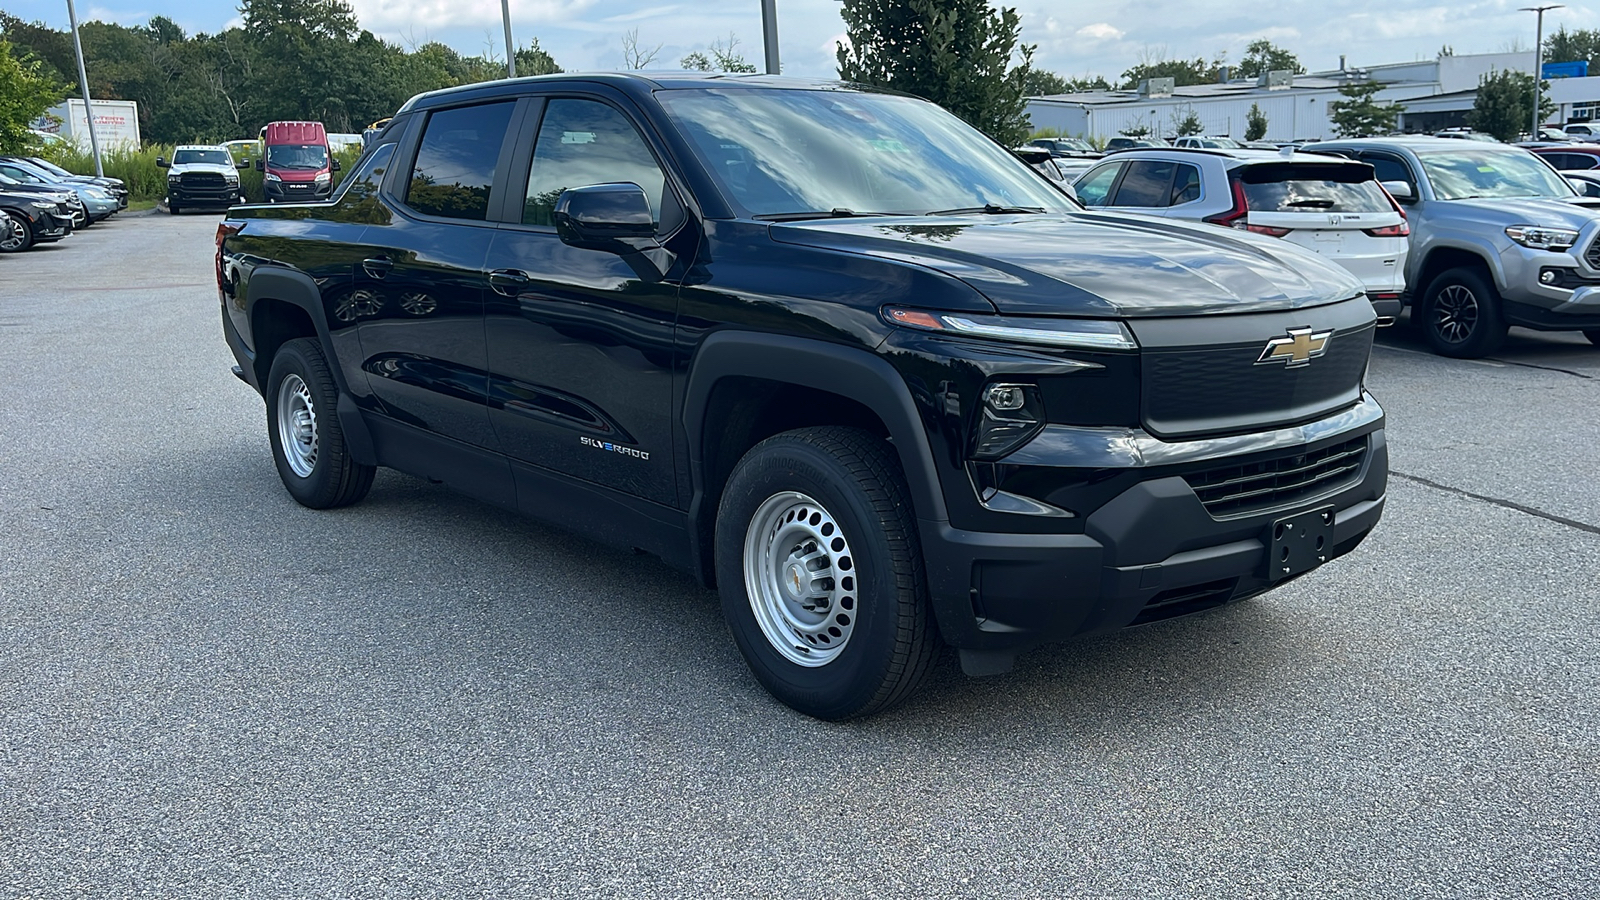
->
1072;147;1410;317
1311;137;1600;356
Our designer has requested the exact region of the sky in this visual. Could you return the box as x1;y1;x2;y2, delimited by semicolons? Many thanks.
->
5;0;1598;82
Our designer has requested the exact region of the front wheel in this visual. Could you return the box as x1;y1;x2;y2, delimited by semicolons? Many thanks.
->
715;426;938;720
265;338;375;509
1421;266;1507;358
168;198;182;214
0;211;33;253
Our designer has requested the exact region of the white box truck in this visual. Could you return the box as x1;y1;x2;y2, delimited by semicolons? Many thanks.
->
34;99;142;150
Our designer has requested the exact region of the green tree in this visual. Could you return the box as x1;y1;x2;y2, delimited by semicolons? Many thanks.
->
1022;69;1109;95
1118;124;1150;138
1328;81;1402;137
515;38;562;76
1544;26;1600;68
837;0;1035;146
681;33;755;73
1468;69;1554;141
1245;102;1268;141
1120;51;1219;89
0;38;65;152
1173;106;1203;136
1237;39;1304;79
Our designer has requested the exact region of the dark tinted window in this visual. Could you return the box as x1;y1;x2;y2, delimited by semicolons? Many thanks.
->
406;101;515;220
1074;163;1121;206
1362;154;1415;186
334;143;395;203
1112;160;1176;207
1171;164;1201;204
524;99;669;227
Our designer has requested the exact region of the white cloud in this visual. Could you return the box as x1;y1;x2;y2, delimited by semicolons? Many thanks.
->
1076;22;1124;41
349;0;599;33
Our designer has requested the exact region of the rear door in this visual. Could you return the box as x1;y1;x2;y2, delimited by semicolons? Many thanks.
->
353;98;522;449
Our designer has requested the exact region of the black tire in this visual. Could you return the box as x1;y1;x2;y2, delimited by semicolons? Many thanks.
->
265;337;375;509
715;426;938;720
1420;266;1507;358
168;199;181;214
0;211;34;253
1583;329;1600;347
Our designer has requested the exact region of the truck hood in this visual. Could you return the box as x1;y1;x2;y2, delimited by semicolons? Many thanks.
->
169;163;239;177
1443;196;1600;227
768;212;1366;316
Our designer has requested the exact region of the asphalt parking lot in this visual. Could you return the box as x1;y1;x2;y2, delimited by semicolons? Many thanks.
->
2;212;1597;899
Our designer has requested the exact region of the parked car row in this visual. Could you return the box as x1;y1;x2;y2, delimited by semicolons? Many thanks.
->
0;155;128;253
160;122;343;213
1067;138;1600;356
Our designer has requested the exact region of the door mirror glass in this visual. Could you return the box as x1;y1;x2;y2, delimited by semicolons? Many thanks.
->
255;159;264;172
1381;180;1416;202
156;157;169;168
237;159;250;169
553;183;656;249
332;158;342;172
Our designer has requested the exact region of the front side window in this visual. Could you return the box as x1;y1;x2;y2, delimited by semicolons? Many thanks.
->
174;149;232;166
523;99;669;227
406;101;516;221
1112;160;1177;207
1363;154;1415;188
657;88;1073;217
1074;163;1122;206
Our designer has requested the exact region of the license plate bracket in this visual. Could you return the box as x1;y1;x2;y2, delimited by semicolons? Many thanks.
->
1266;505;1335;582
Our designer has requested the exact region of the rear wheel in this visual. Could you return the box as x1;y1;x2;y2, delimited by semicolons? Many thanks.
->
265;338;375;509
1421;266;1507;358
715;426;938;720
0;211;33;253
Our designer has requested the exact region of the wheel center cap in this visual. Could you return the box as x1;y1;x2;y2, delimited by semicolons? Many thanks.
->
784;563;807;599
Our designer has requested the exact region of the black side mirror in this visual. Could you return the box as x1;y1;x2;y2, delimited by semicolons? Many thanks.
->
255;159;264;172
156;157;169;168
553;183;656;250
331;158;342;172
237;159;249;170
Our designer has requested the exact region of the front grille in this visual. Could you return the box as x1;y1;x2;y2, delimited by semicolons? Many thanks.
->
1141;325;1373;438
181;172;226;188
1586;236;1600;270
1184;436;1368;517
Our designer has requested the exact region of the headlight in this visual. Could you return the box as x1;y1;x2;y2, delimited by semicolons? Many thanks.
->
314;172;332;184
224;173;239;183
1505;225;1579;252
884;307;1138;351
264;173;282;182
168;174;181;182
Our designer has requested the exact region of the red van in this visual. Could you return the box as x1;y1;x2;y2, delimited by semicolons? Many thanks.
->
256;121;340;203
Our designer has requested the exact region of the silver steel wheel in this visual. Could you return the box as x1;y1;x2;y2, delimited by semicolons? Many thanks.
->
1432;284;1479;344
0;213;26;251
743;491;859;667
276;373;319;478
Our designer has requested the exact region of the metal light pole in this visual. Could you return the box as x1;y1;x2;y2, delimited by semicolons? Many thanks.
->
1522;5;1563;136
65;0;103;176
502;0;517;78
760;0;779;75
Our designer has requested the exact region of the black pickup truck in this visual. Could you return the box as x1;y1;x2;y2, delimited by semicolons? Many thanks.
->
218;73;1388;719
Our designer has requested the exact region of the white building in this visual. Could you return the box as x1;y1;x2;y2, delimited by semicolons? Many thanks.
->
1548;75;1600;124
1025;51;1536;142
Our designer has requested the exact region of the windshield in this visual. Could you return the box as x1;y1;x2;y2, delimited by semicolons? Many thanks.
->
173;149;231;166
1418;147;1574;200
266;144;329;170
30;158;71;176
657;88;1073;218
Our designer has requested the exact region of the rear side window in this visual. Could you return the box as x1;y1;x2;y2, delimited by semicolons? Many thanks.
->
1113;161;1176;207
1240;163;1393;213
1171;164;1201;204
334;143;396;203
405;101;516;220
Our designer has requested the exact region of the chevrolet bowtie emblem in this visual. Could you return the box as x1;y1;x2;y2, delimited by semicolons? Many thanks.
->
1256;327;1333;368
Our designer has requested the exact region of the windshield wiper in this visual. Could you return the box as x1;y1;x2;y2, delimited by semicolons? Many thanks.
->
926;203;1047;216
754;209;911;221
1286;199;1335;208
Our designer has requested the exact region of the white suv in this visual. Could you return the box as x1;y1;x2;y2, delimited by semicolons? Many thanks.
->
1071;148;1410;317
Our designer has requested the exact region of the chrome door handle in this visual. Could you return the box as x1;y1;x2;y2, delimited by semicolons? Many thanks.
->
488;269;531;296
361;257;393;279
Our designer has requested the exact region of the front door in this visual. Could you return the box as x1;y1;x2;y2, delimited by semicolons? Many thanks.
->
481;95;687;507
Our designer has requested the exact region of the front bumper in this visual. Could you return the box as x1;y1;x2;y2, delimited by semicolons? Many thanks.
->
168;185;240;207
920;396;1388;664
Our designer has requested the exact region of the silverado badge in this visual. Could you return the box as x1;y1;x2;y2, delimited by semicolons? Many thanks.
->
1256;327;1333;368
